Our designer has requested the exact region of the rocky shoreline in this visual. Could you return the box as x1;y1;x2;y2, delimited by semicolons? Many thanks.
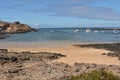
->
74;43;120;60
0;48;120;80
0;21;37;39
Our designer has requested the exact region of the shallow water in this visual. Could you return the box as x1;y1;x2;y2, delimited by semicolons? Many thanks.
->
1;28;120;43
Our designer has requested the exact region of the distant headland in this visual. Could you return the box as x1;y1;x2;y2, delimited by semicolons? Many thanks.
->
0;21;37;33
0;21;37;39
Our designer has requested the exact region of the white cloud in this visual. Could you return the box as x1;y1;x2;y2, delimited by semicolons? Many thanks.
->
50;6;120;20
4;0;120;20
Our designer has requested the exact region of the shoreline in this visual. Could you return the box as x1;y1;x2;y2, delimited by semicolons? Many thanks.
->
0;42;120;80
7;45;120;66
0;41;118;48
0;42;120;66
0;48;120;80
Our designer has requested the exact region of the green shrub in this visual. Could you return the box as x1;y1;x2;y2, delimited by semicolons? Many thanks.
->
60;69;120;80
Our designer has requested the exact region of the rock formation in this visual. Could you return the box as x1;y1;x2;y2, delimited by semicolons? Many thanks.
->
0;49;120;80
0;21;37;34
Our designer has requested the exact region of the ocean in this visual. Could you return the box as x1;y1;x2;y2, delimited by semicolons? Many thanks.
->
1;28;120;43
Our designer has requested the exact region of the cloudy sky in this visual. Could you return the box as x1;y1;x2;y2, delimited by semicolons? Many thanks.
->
0;0;120;27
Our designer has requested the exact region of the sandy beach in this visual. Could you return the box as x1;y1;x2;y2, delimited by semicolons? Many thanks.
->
0;42;120;66
0;42;120;80
7;45;120;66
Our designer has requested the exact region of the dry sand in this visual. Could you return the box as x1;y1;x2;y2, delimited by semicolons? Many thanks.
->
7;46;120;66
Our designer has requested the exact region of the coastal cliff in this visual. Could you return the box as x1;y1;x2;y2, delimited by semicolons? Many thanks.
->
0;21;36;34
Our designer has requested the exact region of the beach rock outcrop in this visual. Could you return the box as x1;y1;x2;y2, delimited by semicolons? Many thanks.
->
0;34;6;39
0;21;37;34
74;43;120;60
0;49;120;80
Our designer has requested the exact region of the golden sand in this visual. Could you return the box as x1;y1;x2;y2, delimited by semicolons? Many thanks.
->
8;46;120;66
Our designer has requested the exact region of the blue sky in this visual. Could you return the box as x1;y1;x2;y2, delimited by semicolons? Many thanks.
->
0;0;120;28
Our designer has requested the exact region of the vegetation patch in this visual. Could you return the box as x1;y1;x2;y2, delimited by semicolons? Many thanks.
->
59;69;120;80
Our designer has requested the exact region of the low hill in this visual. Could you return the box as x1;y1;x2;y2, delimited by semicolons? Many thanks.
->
0;21;36;34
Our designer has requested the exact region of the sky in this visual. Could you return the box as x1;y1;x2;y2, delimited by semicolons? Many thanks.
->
0;0;120;28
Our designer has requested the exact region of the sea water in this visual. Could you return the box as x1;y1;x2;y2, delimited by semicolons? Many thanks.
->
1;28;120;43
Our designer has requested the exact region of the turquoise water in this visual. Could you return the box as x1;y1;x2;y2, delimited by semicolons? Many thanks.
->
1;28;120;43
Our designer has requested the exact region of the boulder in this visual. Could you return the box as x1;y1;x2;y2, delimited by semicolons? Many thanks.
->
0;35;6;39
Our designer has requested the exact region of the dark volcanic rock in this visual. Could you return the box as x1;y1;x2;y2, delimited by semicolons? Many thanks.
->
0;33;10;39
0;50;66;64
0;49;8;53
0;49;67;80
74;43;120;60
0;35;6;39
74;43;120;52
0;21;37;34
0;49;120;80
